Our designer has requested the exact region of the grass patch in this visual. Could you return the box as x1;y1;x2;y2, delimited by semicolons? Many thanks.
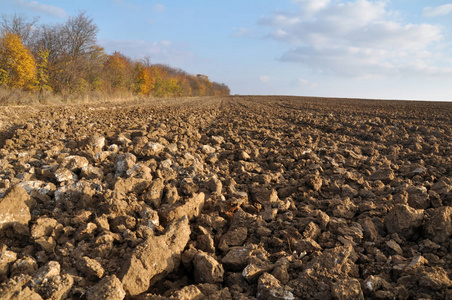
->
0;87;140;106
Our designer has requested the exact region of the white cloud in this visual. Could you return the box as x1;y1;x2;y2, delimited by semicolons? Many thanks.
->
13;0;67;18
281;46;398;77
99;39;197;66
259;0;451;77
259;75;271;83
301;0;331;13
423;4;452;18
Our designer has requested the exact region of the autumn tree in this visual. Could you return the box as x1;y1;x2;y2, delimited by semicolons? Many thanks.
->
33;24;65;92
32;11;99;93
62;12;99;93
149;65;165;97
187;75;206;96
212;82;230;96
103;51;131;93
197;74;213;95
0;32;37;89
175;73;191;96
134;64;153;95
35;48;52;92
148;65;181;97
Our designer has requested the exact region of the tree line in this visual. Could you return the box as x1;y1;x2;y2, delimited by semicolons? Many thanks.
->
0;12;230;98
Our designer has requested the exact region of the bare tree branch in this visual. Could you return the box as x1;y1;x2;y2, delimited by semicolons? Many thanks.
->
0;13;39;47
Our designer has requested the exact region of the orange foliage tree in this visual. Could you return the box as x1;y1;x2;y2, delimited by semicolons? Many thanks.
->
150;65;169;97
134;64;154;95
187;74;212;96
175;74;191;96
0;32;37;89
103;51;131;93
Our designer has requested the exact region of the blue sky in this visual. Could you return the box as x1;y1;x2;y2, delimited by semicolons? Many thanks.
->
1;0;452;101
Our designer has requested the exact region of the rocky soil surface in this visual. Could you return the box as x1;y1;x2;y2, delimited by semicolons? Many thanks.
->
0;96;452;299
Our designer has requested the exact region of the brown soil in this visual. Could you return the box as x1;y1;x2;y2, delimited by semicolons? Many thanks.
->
0;95;452;299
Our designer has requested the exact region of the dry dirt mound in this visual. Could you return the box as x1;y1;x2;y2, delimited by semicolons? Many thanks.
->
0;96;451;299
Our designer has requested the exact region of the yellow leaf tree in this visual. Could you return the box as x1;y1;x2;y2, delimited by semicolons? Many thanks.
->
0;32;37;89
35;48;52;92
103;51;130;92
134;64;153;95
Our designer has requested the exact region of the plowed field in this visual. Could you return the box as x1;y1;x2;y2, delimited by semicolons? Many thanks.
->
1;96;451;299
